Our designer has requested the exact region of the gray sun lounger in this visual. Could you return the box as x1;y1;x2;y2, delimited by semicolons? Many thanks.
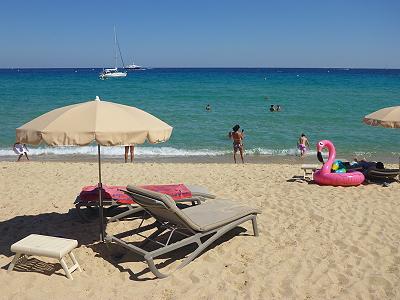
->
105;185;260;279
75;185;216;223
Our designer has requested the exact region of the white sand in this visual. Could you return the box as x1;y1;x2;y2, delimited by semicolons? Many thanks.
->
0;161;399;299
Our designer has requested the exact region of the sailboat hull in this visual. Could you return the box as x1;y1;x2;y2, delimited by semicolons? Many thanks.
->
99;72;127;79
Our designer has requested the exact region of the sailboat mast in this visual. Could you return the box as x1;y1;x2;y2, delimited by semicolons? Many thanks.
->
114;26;118;69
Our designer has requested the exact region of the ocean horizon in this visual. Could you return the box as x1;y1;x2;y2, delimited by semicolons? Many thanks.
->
1;68;399;162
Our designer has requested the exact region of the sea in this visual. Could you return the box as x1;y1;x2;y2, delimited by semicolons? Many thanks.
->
0;68;399;162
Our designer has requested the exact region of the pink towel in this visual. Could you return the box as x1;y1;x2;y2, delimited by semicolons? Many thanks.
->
78;184;192;205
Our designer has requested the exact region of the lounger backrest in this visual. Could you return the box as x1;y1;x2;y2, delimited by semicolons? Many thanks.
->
126;185;202;231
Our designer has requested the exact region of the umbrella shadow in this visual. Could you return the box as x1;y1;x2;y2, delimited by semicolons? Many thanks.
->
287;175;314;184
89;225;249;281
0;210;100;259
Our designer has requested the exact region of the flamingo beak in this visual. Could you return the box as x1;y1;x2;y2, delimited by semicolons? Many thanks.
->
317;151;324;163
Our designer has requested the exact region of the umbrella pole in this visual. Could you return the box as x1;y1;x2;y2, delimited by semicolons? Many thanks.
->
98;144;105;242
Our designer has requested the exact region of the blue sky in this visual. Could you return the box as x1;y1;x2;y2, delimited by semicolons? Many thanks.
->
0;0;399;68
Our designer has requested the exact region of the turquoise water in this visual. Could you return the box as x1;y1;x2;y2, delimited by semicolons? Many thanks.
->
0;68;399;158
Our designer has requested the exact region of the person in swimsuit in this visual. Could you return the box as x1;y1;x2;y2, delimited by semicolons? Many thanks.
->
229;124;245;163
297;133;310;157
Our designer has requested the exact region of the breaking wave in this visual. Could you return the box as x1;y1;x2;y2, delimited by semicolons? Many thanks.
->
0;146;310;157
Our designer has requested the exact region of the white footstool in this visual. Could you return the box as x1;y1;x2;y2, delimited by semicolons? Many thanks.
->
8;234;82;280
301;164;319;180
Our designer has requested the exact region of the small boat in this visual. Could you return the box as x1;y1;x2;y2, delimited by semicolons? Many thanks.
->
125;62;145;71
99;26;127;80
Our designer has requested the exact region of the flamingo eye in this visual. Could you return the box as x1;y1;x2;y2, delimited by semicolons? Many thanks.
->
319;142;323;146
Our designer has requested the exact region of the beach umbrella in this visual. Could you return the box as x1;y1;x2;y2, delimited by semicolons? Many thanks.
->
16;96;173;241
363;106;400;128
363;106;400;178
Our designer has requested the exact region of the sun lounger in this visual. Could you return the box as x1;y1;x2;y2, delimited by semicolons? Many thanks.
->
105;185;260;279
75;184;215;222
366;168;399;181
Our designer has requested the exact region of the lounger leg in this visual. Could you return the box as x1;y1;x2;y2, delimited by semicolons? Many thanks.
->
7;253;22;272
146;256;168;279
252;216;259;236
143;235;202;279
108;206;144;222
59;257;73;280
69;252;82;272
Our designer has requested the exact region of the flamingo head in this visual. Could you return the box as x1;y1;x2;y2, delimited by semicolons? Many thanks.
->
316;140;334;163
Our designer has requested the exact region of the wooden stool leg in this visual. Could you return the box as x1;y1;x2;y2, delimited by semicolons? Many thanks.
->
69;252;82;272
59;257;73;280
7;253;22;272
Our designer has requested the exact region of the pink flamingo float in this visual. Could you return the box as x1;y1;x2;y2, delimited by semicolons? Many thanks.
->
314;140;365;186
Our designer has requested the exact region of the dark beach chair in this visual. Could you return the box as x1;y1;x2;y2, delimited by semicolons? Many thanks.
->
366;168;399;182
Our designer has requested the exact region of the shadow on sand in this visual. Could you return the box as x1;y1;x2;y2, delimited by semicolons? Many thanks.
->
88;225;248;281
1;209;252;280
286;175;314;184
0;209;101;258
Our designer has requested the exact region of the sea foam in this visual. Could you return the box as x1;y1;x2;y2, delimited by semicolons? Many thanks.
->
0;146;308;157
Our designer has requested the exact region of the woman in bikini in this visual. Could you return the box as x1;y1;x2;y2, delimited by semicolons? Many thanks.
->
229;124;245;163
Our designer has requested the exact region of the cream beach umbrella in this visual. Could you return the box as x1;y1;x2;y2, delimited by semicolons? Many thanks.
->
16;96;173;240
363;106;400;128
363;106;400;178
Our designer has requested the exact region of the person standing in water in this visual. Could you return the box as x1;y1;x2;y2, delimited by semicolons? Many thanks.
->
297;133;310;157
124;145;135;163
229;124;245;163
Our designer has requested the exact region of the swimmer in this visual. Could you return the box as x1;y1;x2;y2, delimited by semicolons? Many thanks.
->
205;104;211;112
269;105;275;112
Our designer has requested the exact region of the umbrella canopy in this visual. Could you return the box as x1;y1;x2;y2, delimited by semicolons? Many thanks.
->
16;96;173;145
363;105;399;181
363;106;400;128
16;96;173;241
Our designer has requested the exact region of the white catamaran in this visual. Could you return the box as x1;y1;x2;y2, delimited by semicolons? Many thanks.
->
99;26;127;79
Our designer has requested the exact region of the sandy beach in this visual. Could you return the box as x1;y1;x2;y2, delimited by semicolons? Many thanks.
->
0;161;399;299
